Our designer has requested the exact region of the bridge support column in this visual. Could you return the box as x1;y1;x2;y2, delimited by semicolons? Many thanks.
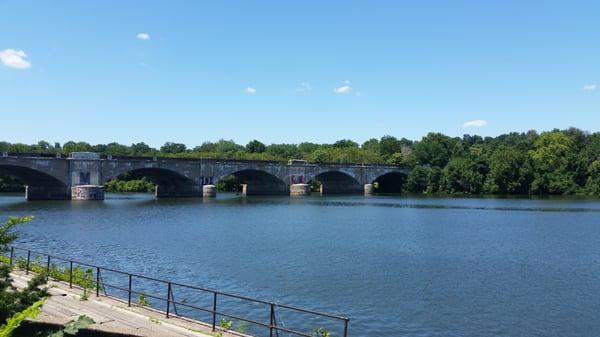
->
364;184;375;195
203;184;217;197
290;184;310;196
25;186;71;201
71;185;104;200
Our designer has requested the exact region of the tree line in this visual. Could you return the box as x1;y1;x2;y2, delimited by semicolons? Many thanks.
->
1;127;600;195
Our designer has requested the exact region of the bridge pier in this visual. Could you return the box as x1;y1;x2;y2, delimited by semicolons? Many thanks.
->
290;183;310;196
25;186;71;201
71;185;104;200
203;184;217;197
364;184;375;195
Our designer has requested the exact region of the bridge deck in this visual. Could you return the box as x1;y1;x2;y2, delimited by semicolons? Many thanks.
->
10;270;245;337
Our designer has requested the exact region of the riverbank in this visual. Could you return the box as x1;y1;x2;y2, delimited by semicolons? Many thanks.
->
9;270;242;337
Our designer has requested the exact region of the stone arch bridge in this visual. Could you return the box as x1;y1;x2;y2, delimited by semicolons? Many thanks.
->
0;153;408;200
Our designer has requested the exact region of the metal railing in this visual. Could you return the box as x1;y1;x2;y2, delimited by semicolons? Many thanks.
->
3;246;349;337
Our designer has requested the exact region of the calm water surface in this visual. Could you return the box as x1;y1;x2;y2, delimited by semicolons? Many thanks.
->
1;193;599;337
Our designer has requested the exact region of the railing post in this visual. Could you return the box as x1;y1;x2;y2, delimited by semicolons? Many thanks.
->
343;318;349;337
128;274;132;307
26;250;30;275
166;282;172;318
9;247;14;267
69;261;73;288
270;303;275;337
46;255;51;281
96;267;100;297
211;292;217;331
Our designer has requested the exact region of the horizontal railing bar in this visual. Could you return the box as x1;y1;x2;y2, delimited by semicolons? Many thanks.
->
101;282;129;293
213;311;270;329
129;289;169;302
167;300;214;314
274;303;349;320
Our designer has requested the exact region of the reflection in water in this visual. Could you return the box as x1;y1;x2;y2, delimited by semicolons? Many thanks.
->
1;193;600;337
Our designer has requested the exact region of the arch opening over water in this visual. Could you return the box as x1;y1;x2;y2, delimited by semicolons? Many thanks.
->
0;165;70;200
373;172;406;193
311;171;362;194
219;169;288;195
107;168;201;198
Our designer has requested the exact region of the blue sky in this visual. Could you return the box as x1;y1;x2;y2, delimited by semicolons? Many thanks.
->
1;1;599;147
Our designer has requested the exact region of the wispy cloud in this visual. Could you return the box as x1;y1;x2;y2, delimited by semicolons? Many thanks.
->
297;82;312;92
245;87;256;94
0;49;31;69
463;120;488;128
334;80;355;94
137;33;150;40
583;84;596;91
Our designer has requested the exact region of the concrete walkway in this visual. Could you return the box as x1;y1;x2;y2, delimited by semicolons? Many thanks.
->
10;270;245;337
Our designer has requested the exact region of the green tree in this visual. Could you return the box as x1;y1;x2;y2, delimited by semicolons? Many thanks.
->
130;142;152;155
406;166;429;193
160;142;187;154
426;166;443;193
484;146;531;194
379;135;402;157
246;140;266;153
332;139;358;149
584;160;600;195
266;144;299;159
62;141;92;154
442;157;485;194
361;138;380;153
413;133;456;167
0;216;48;324
214;139;244;154
529;131;577;194
105;142;130;155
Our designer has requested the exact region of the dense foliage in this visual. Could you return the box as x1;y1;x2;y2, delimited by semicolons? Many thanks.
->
2;127;600;195
0;216;48;331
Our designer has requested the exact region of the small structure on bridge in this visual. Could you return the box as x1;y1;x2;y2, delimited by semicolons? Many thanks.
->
0;152;408;200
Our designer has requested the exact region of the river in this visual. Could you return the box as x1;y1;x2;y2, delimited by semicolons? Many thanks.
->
1;193;599;337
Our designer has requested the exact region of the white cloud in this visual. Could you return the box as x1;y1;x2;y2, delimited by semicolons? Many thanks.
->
583;84;596;91
245;87;256;94
463;120;488;128
334;85;352;94
0;49;31;69
137;33;150;40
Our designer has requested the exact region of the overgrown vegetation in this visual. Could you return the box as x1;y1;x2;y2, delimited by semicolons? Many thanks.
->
213;319;232;337
3;127;600;195
0;216;95;336
137;293;149;306
104;177;155;193
0;216;48;336
311;327;331;337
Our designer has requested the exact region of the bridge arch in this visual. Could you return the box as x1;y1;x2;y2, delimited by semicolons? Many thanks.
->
307;170;362;194
371;171;407;193
103;167;201;198
216;169;288;195
0;164;70;200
